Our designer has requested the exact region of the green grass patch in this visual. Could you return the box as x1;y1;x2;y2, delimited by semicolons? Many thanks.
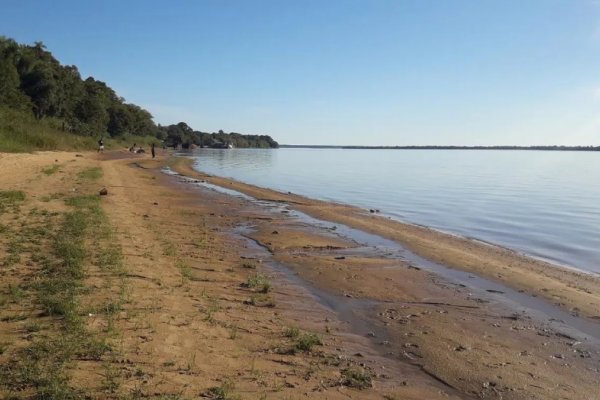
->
77;166;103;181
40;192;65;202
284;326;300;338
0;190;25;214
0;107;160;153
96;245;124;273
246;293;275;308
293;333;322;353
0;192;116;397
176;259;193;283
340;367;373;389
42;164;61;175
205;380;237;400
64;194;100;210
163;241;176;256
0;107;97;152
243;273;271;293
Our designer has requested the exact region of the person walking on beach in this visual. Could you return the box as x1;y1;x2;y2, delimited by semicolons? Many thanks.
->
151;142;156;159
97;137;104;153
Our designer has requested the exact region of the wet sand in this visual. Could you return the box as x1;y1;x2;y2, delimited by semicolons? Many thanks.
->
170;157;600;322
1;150;599;399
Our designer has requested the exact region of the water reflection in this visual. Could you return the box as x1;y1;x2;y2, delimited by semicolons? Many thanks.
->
187;148;600;274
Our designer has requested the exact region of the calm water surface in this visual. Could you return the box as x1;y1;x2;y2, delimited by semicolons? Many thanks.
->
189;148;600;274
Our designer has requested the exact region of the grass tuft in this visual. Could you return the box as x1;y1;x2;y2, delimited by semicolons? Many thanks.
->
205;380;237;400
244;273;271;293
284;326;300;338
340;367;373;389
293;333;322;353
0;190;25;214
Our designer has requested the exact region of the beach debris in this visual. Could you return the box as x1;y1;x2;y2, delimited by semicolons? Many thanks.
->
334;256;346;260
272;230;279;234
486;289;505;294
454;345;469;352
153;202;158;205
407;264;421;270
366;332;376;337
99;188;108;196
369;209;375;213
75;154;83;157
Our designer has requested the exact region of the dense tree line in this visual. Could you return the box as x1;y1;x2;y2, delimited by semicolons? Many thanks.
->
161;123;278;149
0;37;278;148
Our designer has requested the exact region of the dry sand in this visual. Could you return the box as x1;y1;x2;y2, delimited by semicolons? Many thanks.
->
0;150;598;399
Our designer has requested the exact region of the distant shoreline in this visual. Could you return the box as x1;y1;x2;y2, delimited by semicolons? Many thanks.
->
280;145;600;151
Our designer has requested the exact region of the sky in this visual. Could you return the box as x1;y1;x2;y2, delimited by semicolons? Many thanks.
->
2;0;600;146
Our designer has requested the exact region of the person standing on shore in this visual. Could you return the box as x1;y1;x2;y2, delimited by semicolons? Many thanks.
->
151;142;156;159
97;137;104;153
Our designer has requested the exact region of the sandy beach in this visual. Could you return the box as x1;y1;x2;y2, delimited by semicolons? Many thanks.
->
1;150;599;399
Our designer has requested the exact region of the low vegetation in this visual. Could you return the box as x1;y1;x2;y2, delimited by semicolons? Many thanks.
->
340;367;373;389
244;272;272;293
0;166;129;398
77;166;103;181
205;380;237;400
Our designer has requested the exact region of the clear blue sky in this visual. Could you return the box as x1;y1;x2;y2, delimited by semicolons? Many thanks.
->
2;0;600;145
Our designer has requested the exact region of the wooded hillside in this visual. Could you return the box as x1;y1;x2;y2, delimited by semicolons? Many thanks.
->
0;37;278;150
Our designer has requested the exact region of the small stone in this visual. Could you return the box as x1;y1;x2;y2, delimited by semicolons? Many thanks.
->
99;188;108;195
272;230;279;234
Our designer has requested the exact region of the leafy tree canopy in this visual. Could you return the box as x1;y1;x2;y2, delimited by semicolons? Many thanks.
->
0;36;278;148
